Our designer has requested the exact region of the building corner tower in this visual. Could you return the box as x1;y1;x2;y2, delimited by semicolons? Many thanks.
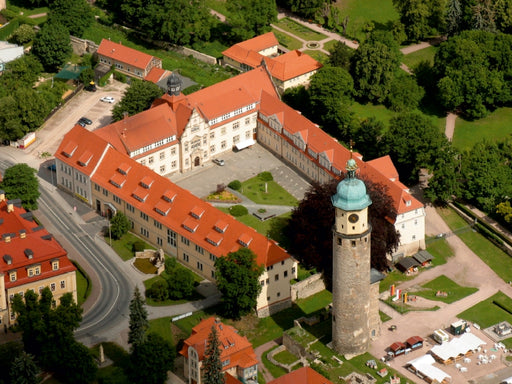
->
331;158;372;356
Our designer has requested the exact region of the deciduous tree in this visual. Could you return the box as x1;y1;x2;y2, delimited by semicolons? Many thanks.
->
129;333;175;384
227;0;277;41
327;41;354;70
48;0;94;37
112;80;163;121
31;22;71;72
284;177;399;287
110;212;131;240
0;164;40;210
203;326;223;384
215;248;264;319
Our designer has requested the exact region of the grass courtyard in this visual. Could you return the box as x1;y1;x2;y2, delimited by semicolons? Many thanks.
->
239;175;298;206
273;18;327;41
402;46;438;69
410;275;478;304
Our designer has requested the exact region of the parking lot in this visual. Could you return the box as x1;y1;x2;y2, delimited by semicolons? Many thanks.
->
27;80;128;157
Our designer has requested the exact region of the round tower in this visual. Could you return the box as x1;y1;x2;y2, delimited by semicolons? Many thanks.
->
166;72;182;96
331;158;372;356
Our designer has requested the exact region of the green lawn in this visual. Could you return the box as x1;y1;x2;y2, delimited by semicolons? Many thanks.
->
6;2;48;16
274;349;299;365
240;176;298;206
148;318;174;344
273;18;327;41
402;46;438;70
108;232;155;261
263;346;289;378
323;39;338;53
453;107;512;151
410;275;478;304
74;264;90;307
380;310;392;322
272;29;303;50
437;206;512;283
458;291;512;328
382;297;440;314
426;238;454;266
350;101;397;127
217;207;291;237
336;0;399;42
302;49;329;64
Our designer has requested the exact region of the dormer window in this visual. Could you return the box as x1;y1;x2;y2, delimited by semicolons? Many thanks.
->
183;217;199;233
9;271;16;282
190;206;205;220
118;163;131;175
214;220;228;233
163;190;177;203
24;249;33;259
78;151;93;166
405;200;412;207
110;173;126;188
52;260;59;271
238;234;253;248
140;176;154;189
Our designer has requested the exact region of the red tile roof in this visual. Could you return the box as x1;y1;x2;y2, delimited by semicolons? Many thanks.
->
54;125;111;177
180;317;258;371
58;127;289;268
223;33;322;81
94;103;183;157
258;91;423;215
0;198;76;290
97;39;160;70
268;367;334;384
144;67;171;84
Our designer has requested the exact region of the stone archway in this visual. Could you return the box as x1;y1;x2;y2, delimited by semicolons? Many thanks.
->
194;156;200;167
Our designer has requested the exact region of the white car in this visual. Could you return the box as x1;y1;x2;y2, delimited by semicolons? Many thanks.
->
212;159;225;166
100;96;115;103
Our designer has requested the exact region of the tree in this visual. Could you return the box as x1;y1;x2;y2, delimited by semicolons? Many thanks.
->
0;164;40;210
386;71;425;112
281;85;310;118
283;177;400;286
58;342;97;384
9;352;40;384
110;212;131;240
446;0;463;35
31;22;71;72
203;326;223;384
496;201;512;223
79;67;95;85
393;0;446;40
353;117;385;161
381;112;447;184
308;66;355;140
0;55;43;95
351;31;402;104
434;30;512;119
215;248;264;319
128;287;149;349
0;342;24;384
112;79;163;121
129;333;175;384
227;0;277;41
328;41;354;70
166;265;195;299
285;0;327;19
424;143;461;203
48;0;94;37
10;24;36;45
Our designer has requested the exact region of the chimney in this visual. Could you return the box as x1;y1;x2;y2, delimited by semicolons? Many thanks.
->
7;200;14;213
0;190;5;202
3;234;11;243
19;229;26;239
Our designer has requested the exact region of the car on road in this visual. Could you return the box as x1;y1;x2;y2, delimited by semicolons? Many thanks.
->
85;84;97;92
78;117;92;125
212;159;225;166
100;96;115;103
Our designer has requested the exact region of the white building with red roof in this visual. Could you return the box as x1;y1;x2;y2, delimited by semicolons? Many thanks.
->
222;32;322;93
180;317;258;384
0;192;77;325
96;39;162;80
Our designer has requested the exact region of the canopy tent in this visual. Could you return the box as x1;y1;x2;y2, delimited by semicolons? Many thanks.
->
235;138;256;151
430;333;486;363
55;64;89;80
406;354;451;383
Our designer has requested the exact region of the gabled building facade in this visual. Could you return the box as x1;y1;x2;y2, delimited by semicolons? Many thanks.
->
0;193;77;326
55;127;297;317
96;39;162;80
180;317;258;384
222;32;322;93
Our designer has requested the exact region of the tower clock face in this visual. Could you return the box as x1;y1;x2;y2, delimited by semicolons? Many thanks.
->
348;214;359;223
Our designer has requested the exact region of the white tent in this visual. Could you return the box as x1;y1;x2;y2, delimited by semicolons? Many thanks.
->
430;333;486;362
407;355;452;383
235;138;256;151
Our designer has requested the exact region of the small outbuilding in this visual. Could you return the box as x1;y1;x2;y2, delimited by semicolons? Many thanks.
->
396;257;420;274
406;354;451;383
406;336;424;351
413;250;434;267
389;341;407;356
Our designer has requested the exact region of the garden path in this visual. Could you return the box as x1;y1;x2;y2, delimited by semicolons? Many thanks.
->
254;340;279;382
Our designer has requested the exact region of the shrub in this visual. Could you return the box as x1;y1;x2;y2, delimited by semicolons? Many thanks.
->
113;71;127;83
229;205;248;217
166;266;195;299
165;257;177;272
147;280;169;301
132;240;146;252
228;180;242;190
258;171;273;181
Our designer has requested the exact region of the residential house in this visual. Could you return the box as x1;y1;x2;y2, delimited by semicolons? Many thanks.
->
222;32;322;93
180;317;258;384
0;192;77;326
96;39;162;80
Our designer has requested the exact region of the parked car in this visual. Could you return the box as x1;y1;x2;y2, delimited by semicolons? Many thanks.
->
100;96;115;103
85;84;97;92
78;117;92;125
77;121;86;127
212;159;225;166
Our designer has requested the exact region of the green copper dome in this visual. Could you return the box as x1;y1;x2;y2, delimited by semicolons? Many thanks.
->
331;158;372;211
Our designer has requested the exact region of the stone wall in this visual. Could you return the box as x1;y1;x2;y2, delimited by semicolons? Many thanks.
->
70;36;99;56
283;331;317;361
169;45;217;65
291;273;326;301
257;297;292;318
